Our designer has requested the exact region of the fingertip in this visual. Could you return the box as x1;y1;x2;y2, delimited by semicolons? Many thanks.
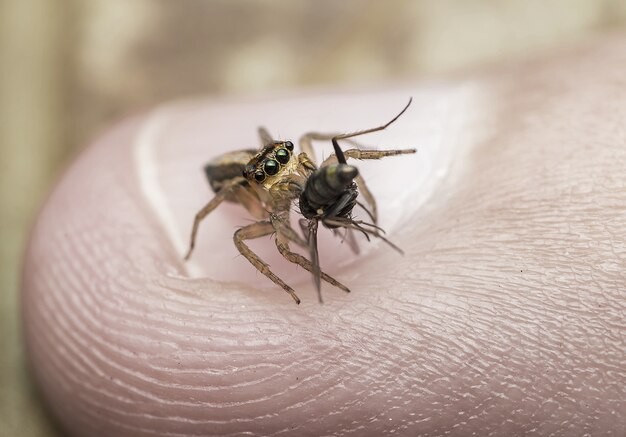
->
21;88;474;435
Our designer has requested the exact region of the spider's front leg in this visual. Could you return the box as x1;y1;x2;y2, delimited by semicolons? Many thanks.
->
270;213;351;303
299;132;363;166
299;132;336;166
233;221;301;304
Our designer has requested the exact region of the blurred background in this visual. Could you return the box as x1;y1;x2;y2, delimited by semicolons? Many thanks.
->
1;1;625;435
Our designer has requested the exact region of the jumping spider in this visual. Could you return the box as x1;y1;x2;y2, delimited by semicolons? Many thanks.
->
184;99;415;304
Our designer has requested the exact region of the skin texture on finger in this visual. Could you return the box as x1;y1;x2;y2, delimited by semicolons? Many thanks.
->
22;35;625;436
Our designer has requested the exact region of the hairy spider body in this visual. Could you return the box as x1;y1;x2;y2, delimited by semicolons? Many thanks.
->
204;149;255;195
184;99;416;304
242;141;316;213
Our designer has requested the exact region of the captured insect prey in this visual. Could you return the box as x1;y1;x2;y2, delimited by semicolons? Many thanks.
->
184;99;416;304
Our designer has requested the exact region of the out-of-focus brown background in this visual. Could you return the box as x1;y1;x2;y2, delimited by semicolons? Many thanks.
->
1;1;625;435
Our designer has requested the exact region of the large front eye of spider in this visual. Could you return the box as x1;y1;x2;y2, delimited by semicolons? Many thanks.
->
275;148;290;164
264;159;279;176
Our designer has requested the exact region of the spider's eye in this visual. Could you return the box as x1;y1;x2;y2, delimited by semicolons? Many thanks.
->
254;170;265;182
264;159;279;176
243;164;255;177
284;141;294;151
275;148;290;164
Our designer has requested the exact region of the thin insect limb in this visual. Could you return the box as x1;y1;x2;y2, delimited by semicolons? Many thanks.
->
233;221;301;304
323;217;404;255
329;97;413;165
299;132;375;165
320;148;417;167
355;175;378;223
332;98;413;143
275;230;350;304
258;127;274;146
184;177;246;260
325;217;372;242
356;199;377;225
349;219;387;233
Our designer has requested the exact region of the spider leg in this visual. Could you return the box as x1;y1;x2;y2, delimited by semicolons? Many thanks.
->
299;132;336;166
234;221;301;304
258;127;274;146
299;132;365;166
276;219;350;303
269;211;307;248
332;97;413;142
184;177;246;260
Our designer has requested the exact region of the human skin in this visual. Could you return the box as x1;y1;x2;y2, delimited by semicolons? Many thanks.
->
22;35;625;436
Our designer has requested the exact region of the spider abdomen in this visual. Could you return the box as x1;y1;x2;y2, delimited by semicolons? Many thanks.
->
203;149;256;199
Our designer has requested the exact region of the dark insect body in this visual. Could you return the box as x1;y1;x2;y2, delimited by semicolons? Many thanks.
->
299;165;359;225
185;99;415;304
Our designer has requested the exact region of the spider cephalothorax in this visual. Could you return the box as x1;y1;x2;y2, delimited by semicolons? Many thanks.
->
242;141;296;184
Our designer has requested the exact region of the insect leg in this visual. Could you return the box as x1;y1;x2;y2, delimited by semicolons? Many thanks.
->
184;177;245;260
234;221;301;304
274;227;351;303
343;148;416;160
324;217;404;255
321;148;416;166
332;98;413;143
